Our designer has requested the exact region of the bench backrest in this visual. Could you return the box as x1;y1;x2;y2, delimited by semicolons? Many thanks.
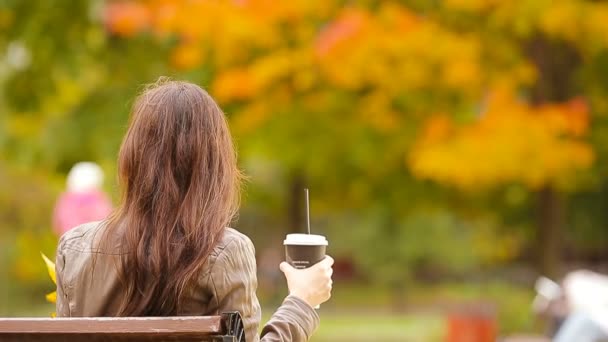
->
0;312;244;342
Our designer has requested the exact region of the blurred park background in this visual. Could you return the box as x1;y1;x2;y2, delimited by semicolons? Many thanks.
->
2;0;608;340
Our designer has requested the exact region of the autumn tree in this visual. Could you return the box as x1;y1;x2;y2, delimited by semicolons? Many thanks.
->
3;1;608;300
409;0;608;276
100;0;608;278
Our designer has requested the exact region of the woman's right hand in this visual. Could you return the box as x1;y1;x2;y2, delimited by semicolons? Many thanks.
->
279;256;334;308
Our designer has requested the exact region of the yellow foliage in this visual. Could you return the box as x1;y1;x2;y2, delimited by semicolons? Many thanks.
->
103;0;608;100
232;102;271;135
409;89;594;190
538;1;582;41
536;1;608;51
8;114;44;139
46;291;57;303
41;253;57;310
104;0;599;192
444;0;499;12
213;49;311;102
41;252;56;284
106;1;488;99
314;7;370;58
358;92;400;133
170;42;203;70
313;4;483;95
472;222;523;264
8;70;104;141
213;68;260;102
582;4;608;49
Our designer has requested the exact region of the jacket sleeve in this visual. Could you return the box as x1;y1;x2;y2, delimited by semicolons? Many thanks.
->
260;295;320;342
209;234;319;342
55;236;70;317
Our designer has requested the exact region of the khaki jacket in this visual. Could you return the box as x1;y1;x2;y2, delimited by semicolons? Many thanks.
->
55;222;319;342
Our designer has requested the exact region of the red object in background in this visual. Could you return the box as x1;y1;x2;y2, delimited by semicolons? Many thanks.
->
446;311;497;342
332;257;357;281
104;1;151;37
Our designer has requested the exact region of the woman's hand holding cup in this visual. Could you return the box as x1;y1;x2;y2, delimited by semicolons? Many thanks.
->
280;256;334;309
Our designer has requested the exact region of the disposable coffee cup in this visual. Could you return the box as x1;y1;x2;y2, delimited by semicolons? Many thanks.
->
284;234;328;269
284;233;328;309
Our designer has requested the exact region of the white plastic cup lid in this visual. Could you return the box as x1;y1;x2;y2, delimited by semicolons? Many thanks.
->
283;234;328;246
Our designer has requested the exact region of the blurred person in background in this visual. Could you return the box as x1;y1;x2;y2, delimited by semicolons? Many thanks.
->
533;271;608;341
533;276;568;336
52;162;113;235
553;270;608;342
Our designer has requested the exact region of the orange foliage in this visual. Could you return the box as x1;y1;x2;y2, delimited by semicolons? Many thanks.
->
104;2;151;37
314;8;369;58
213;68;260;102
409;89;593;190
170;42;203;70
313;4;482;93
445;0;608;53
103;1;486;97
105;0;596;191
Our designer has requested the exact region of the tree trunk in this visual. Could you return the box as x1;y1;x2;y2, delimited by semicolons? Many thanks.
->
526;35;580;277
536;186;562;278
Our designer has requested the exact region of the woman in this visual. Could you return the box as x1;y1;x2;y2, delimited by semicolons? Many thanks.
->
55;79;334;342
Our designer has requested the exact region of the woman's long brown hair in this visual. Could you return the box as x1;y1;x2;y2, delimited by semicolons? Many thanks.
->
102;79;241;316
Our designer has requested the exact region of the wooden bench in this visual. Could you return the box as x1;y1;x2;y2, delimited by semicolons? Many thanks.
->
0;312;245;342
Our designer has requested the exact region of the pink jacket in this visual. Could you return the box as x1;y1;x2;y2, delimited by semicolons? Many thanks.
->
53;191;112;235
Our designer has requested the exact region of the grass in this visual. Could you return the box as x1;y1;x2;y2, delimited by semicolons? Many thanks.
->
5;279;540;340
261;280;539;340
324;281;538;333
312;312;443;341
260;311;443;341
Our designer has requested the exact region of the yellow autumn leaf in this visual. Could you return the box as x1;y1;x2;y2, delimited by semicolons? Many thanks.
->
41;252;56;284
46;291;57;304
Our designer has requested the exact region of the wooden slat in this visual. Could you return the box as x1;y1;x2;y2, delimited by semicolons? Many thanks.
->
0;316;222;335
0;334;226;342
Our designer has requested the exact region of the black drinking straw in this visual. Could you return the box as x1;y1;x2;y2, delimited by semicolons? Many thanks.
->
305;188;311;235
